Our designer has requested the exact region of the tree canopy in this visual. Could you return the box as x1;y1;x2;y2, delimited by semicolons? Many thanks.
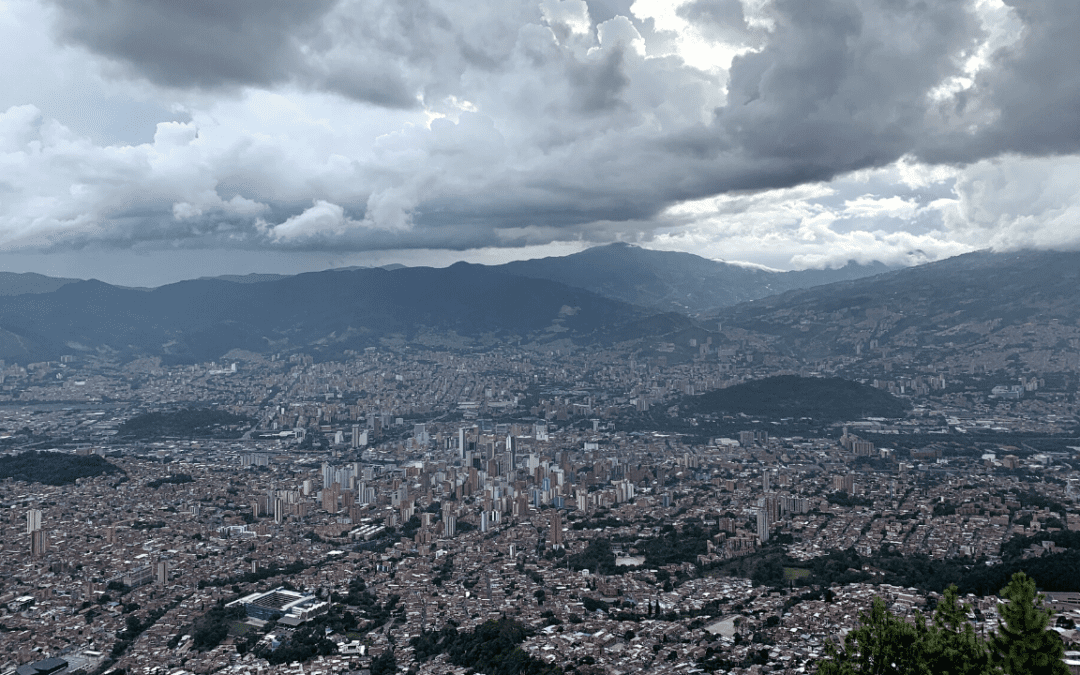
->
0;450;123;485
816;574;1067;675
990;572;1069;675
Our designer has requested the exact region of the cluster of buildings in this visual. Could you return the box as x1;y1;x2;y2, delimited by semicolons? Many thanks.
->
0;339;1077;675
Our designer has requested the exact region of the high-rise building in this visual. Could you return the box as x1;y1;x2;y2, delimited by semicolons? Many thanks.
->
832;475;855;494
322;487;339;513
549;510;563;548
31;529;48;557
352;425;367;448
443;515;456;538
756;510;770;544
413;423;429;446
26;509;41;534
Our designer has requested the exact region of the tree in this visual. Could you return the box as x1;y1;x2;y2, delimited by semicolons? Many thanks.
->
370;649;397;675
990;572;1069;675
923;586;996;675
816;589;1001;675
816;597;929;675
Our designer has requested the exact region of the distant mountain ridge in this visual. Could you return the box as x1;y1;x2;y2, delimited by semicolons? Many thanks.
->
0;245;891;313
0;264;664;362
0;271;81;295
712;249;1080;367
496;243;893;314
3;247;1074;368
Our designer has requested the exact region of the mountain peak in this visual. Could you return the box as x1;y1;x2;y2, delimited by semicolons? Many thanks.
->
497;244;893;314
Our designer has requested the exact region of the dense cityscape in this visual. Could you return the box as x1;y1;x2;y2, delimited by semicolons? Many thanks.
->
2;324;1078;675
3;0;1079;674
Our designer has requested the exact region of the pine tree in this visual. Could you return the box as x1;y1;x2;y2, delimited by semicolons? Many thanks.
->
923;585;996;675
990;572;1069;675
816;588;1000;675
816;597;929;675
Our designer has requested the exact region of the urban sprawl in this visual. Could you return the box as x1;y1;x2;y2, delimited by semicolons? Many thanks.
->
2;336;1080;675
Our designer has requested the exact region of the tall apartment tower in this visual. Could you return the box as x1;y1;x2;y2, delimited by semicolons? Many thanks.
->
549;510;563;548
756;509;770;544
31;529;48;557
26;509;41;534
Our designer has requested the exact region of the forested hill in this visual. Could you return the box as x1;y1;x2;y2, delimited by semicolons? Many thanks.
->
0;264;650;362
680;375;910;422
0;450;123;485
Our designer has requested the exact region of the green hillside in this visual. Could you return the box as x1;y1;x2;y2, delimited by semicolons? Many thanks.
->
682;375;909;422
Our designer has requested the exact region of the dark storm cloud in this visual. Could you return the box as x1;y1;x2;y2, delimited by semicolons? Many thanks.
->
715;0;980;186
925;0;1080;162
46;0;470;108
49;0;338;89
568;47;629;113
6;0;1079;257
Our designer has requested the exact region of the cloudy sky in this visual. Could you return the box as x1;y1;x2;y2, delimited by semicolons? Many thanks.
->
0;0;1077;286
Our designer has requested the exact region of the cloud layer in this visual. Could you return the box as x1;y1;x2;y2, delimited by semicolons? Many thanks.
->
0;0;1076;271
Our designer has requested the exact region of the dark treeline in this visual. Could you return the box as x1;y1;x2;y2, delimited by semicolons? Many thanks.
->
198;560;310;589
680;375;910;422
0;450;123;485
410;617;561;675
146;473;195;489
253;607;359;665
117;408;250;439
568;524;711;575
712;545;1080;597
569;521;1080;598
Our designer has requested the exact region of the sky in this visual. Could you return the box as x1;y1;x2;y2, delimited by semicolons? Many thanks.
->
0;0;1077;286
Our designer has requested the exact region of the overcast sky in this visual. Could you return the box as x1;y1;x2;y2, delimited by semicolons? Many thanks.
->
0;0;1077;286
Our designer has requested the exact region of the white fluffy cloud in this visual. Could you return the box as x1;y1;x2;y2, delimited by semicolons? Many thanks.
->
0;0;1075;279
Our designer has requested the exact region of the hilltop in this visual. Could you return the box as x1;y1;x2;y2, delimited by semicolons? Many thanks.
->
498;242;891;314
681;375;910;422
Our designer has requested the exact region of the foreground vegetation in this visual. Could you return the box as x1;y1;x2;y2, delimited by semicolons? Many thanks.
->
815;573;1067;675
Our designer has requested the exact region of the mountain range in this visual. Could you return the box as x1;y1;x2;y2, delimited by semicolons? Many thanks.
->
0;245;1076;367
496;242;892;314
0;245;889;362
0;264;661;362
713;249;1080;371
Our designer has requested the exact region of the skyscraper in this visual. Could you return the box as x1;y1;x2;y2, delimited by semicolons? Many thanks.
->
31;529;47;557
756;509;770;544
26;509;41;534
549;510;563;548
